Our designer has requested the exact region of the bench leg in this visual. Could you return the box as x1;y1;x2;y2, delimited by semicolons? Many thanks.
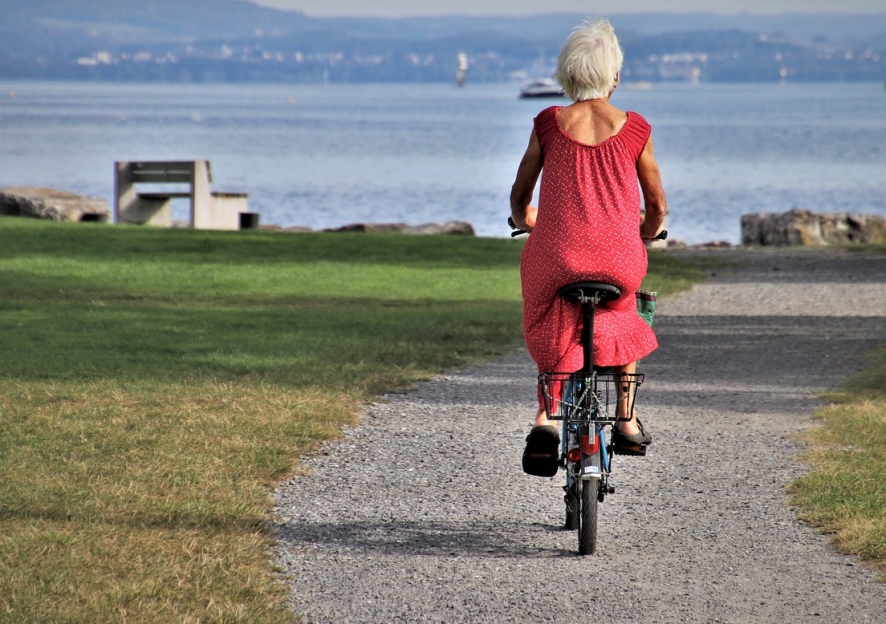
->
191;161;213;229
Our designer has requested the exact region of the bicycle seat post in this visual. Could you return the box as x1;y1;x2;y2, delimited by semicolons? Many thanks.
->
579;292;598;375
557;282;622;375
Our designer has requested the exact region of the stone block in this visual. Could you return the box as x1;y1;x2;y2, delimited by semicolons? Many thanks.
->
741;209;886;246
0;187;110;222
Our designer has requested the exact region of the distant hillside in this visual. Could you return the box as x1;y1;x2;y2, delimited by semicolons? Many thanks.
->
2;1;885;83
2;0;312;42
319;12;886;42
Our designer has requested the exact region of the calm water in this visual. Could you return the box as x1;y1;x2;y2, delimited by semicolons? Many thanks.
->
1;80;885;243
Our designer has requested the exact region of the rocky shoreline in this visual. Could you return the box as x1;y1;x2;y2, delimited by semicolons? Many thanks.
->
4;186;886;247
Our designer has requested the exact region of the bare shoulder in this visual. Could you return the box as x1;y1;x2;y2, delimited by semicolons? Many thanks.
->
558;101;627;144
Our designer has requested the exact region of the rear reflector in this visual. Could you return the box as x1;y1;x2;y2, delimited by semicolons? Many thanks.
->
581;433;599;455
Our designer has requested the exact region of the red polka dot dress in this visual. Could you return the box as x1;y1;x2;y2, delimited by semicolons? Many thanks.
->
521;106;658;384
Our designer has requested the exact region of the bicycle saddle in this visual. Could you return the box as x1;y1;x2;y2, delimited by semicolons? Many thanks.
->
558;281;622;303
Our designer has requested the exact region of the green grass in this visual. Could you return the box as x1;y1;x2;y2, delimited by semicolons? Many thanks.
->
0;217;700;622
790;342;886;577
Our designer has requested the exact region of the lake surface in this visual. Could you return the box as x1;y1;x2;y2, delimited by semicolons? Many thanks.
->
1;80;885;243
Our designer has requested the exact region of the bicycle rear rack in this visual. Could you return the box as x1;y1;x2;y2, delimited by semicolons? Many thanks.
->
538;371;644;423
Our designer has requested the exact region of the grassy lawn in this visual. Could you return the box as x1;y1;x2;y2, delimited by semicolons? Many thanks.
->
0;218;700;623
791;342;886;578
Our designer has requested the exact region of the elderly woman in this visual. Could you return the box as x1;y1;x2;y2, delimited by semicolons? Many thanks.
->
510;19;667;475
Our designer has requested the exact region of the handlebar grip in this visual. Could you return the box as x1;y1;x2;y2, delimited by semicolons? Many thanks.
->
508;216;528;237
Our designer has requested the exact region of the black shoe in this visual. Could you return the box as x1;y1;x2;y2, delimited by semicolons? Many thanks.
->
522;425;560;477
611;418;652;456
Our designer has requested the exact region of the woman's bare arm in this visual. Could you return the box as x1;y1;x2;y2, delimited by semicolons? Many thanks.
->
510;130;543;231
637;136;667;239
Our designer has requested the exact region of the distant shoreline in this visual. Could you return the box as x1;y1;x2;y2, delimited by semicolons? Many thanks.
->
4;6;886;85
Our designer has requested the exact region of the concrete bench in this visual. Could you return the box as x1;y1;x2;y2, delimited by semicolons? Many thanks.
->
114;161;256;230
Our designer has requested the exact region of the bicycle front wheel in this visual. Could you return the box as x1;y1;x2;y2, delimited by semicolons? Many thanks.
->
578;478;599;555
565;476;579;530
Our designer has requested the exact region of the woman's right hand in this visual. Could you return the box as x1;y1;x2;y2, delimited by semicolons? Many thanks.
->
510;129;543;233
512;205;537;232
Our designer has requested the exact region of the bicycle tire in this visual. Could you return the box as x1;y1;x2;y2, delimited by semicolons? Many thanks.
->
579;478;599;555
564;476;579;530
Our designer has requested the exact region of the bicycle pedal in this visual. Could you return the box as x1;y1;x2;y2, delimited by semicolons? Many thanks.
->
612;444;647;457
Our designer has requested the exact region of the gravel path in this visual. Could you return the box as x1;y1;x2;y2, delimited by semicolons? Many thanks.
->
273;247;886;623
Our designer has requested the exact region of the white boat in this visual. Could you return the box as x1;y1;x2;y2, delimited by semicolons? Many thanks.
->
519;79;565;99
455;52;468;88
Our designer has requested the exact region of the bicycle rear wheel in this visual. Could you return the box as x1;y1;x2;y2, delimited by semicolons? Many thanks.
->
578;478;599;555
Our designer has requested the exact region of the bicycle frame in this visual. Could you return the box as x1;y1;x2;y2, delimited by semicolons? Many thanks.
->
561;375;612;492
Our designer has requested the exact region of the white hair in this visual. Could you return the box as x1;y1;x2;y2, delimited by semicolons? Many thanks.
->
556;19;624;102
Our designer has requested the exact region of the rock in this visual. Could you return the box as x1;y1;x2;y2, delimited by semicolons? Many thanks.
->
819;212;886;245
0;186;110;223
284;225;314;233
741;209;886;246
324;221;475;236
406;221;475;236
741;209;824;246
694;240;733;248
325;222;411;233
664;239;689;249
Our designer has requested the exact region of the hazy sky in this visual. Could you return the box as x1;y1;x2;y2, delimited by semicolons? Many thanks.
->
249;0;886;18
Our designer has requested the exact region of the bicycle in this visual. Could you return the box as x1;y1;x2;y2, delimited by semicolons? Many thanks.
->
539;282;646;555
509;218;665;555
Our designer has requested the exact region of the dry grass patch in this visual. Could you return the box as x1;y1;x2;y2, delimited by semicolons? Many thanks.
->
791;390;886;577
0;378;355;622
1;522;285;623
